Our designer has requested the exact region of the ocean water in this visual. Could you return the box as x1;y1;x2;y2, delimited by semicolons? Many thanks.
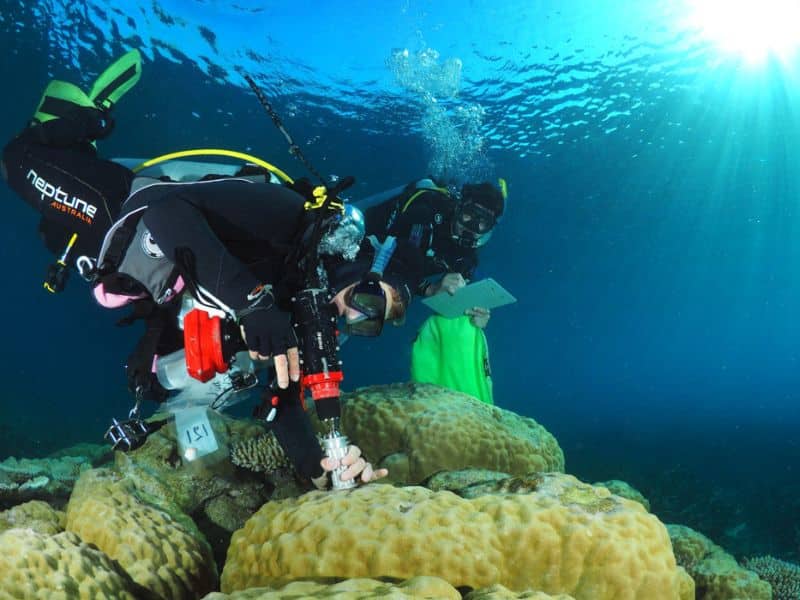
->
1;0;799;564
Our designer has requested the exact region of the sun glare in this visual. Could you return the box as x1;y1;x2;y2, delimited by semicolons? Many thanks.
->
688;0;800;63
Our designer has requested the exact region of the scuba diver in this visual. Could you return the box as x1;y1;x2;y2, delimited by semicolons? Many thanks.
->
1;50;422;489
358;177;506;298
357;177;506;404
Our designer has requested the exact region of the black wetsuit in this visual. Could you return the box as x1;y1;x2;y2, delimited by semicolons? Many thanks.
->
109;178;326;480
123;178;309;309
363;181;479;295
2;124;133;261
3;127;325;480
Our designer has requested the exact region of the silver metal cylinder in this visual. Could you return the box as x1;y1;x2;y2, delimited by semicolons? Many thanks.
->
321;431;357;490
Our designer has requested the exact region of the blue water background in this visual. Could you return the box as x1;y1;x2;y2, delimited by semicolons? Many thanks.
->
1;0;798;559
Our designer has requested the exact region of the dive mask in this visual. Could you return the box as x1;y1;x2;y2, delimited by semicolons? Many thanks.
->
452;201;497;247
340;235;398;337
343;274;387;337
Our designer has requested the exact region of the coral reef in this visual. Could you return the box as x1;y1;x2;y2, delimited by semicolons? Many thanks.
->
593;479;650;511
455;472;548;498
0;527;155;599
465;587;575;599
336;383;564;484
49;442;112;464
222;474;692;599
114;410;275;533
424;468;510;492
230;433;291;473
742;556;800;600
6;383;790;600
203;576;462;599
667;524;771;599
0;500;64;535
66;468;218;599
203;578;578;599
0;454;96;507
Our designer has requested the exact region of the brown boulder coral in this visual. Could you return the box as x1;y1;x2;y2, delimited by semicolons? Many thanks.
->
0;527;155;599
593;479;650;511
0;499;64;535
66;468;218;600
465;586;575;599
222;474;692;599
337;383;564;484
667;524;771;599
203;575;461;598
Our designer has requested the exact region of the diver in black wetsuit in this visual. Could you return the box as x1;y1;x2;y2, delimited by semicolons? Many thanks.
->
360;177;506;298
90;175;415;487
1;52;139;272
1;50;422;489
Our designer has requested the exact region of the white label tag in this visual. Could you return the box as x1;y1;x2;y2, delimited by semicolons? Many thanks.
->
174;407;218;461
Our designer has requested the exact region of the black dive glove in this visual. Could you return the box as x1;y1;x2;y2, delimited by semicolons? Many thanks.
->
238;286;297;357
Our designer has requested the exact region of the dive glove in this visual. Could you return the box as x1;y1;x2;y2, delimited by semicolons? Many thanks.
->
238;285;297;357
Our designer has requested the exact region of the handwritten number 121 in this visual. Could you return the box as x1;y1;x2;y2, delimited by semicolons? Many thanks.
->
186;424;209;444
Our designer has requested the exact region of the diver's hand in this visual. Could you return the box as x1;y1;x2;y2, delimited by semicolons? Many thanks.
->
316;444;388;489
433;272;466;296
238;290;299;387
465;306;491;329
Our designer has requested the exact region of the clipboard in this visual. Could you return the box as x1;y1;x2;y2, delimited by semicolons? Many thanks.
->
421;278;517;318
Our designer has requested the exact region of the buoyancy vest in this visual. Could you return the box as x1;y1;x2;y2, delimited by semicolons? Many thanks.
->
93;208;184;308
382;178;451;239
91;177;261;311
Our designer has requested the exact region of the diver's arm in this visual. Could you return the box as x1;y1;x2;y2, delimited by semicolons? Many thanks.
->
269;393;327;482
143;181;306;309
465;306;491;329
143;182;304;373
425;272;467;296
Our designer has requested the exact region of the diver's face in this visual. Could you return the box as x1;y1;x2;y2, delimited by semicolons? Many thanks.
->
332;281;396;320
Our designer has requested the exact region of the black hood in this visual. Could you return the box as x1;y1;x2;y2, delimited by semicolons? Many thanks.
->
461;182;505;218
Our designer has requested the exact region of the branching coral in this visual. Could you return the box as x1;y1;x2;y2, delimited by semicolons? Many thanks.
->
742;555;800;600
230;433;290;473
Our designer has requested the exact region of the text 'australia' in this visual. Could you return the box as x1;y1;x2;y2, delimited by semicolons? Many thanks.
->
27;169;97;224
